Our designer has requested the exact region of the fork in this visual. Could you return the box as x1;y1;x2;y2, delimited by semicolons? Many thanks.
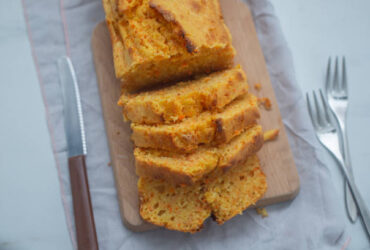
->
306;89;370;238
326;56;358;223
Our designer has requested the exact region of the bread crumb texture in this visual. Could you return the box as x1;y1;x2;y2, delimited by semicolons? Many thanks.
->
119;66;248;124
131;93;260;152
103;0;235;90
254;83;261;91
258;97;272;110
138;177;211;233
135;125;263;185
204;155;267;224
256;207;268;218
138;154;267;232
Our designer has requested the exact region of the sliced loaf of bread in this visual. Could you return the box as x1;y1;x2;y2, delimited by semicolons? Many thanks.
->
138;177;211;233
203;155;267;224
131;93;259;152
118;66;248;124
138;154;267;232
135;125;263;185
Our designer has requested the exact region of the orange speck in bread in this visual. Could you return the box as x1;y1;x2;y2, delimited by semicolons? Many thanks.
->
131;93;260;152
134;125;264;185
102;0;235;91
119;66;248;124
103;0;269;233
138;154;267;232
138;177;211;233
204;155;267;224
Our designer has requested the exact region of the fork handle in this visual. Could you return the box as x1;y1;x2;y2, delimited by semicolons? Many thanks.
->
331;109;358;222
345;181;358;223
332;152;370;239
346;177;370;239
340;123;358;222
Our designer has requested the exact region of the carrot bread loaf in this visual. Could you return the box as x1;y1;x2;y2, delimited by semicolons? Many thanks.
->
131;93;259;152
137;155;267;232
118;66;248;124
138;177;211;233
203;155;267;224
134;125;263;185
103;0;235;90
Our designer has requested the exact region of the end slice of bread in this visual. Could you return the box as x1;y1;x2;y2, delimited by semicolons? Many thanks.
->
103;0;235;90
138;177;211;233
203;155;267;224
138;154;267;232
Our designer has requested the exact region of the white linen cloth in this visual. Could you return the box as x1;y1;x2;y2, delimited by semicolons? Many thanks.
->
23;0;348;249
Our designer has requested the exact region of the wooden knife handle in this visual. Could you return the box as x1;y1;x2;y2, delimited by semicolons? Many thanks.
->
69;155;99;250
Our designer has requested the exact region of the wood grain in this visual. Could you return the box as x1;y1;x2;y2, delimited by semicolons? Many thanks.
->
91;0;300;232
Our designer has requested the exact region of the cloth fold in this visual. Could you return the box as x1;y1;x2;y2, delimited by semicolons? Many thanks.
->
23;0;347;249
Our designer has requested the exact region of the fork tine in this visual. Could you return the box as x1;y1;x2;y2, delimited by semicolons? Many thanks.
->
319;89;331;124
306;92;318;129
333;56;339;92
342;56;348;95
325;57;332;93
313;90;326;127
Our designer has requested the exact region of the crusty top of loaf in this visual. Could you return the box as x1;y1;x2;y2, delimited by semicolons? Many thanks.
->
149;0;232;52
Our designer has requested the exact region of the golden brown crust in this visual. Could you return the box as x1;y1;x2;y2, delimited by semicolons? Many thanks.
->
103;0;235;90
149;1;195;52
214;98;260;144
105;20;127;78
131;93;260;152
149;0;232;52
119;66;248;124
102;0;113;19
136;158;197;185
135;147;219;185
134;125;263;185
218;126;264;169
131;114;214;153
138;155;267;232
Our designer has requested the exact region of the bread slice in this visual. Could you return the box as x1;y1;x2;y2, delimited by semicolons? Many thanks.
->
131;93;259;152
118;66;248;124
135;125;263;185
217;124;263;170
203;155;267;224
137;154;267;232
135;147;219;186
138;177;211;233
103;0;235;91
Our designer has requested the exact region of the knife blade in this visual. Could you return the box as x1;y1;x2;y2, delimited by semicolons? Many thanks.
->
58;56;99;250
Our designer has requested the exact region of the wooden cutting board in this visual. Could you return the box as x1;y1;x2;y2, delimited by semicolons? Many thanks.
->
91;0;299;232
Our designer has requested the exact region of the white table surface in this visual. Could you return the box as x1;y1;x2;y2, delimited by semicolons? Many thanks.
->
0;0;369;249
272;0;370;248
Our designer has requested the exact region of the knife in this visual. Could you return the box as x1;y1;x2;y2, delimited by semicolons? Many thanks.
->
58;56;99;250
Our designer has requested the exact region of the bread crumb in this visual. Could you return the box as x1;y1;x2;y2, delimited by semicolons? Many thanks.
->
258;97;272;110
263;129;279;142
256;207;268;218
254;83;262;91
